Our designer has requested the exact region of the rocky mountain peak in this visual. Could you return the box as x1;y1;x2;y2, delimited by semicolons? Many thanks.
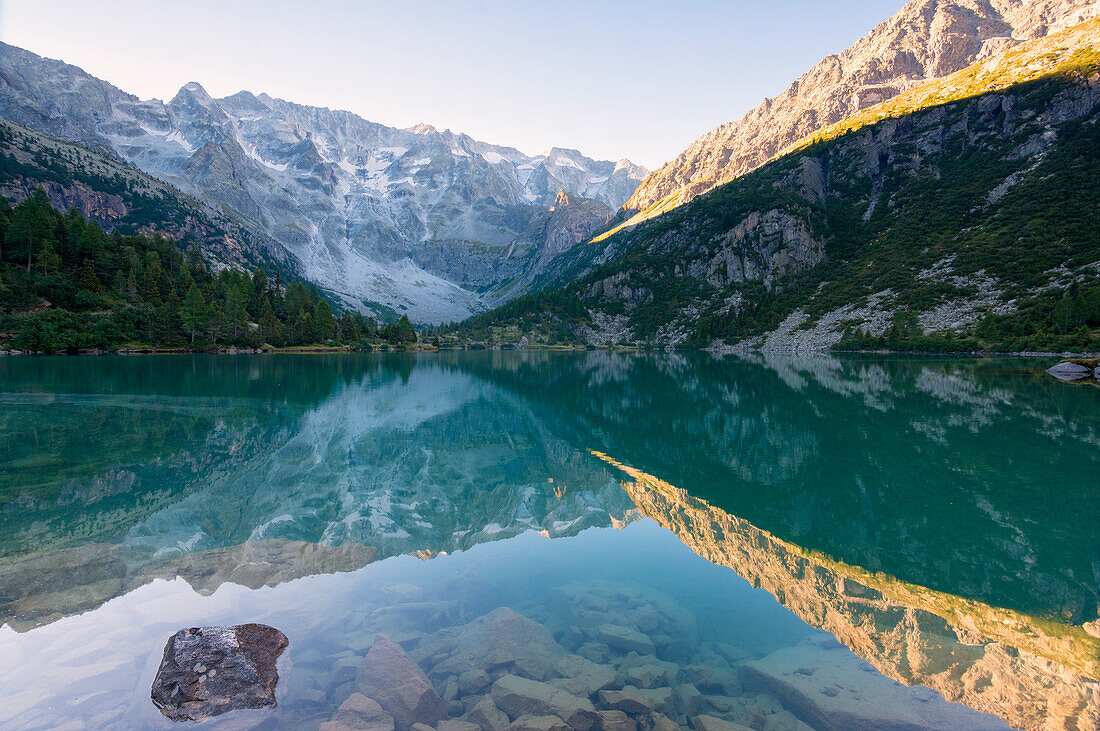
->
174;81;213;105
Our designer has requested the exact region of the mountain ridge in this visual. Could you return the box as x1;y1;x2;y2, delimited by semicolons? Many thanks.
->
0;43;648;323
619;0;1100;227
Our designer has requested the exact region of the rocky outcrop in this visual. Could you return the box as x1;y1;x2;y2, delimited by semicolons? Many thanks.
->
623;0;1100;217
598;452;1100;731
150;623;288;722
695;209;825;289
538;191;616;261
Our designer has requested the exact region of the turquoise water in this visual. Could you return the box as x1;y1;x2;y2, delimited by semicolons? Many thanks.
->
0;353;1095;729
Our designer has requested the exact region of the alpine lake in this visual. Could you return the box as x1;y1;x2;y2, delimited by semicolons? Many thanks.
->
0;352;1096;730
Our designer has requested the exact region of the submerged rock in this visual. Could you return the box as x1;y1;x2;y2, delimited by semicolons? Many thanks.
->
437;721;481;731
595;624;655;655
491;674;596;722
692;715;753;731
150;623;288;722
320;693;396;731
356;634;447;730
428;607;567;681
505;714;572;730
462;694;511;729
595;709;637;731
739;641;1008;730
597;689;654;715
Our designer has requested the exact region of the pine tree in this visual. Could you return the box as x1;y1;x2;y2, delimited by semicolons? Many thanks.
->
314;299;335;342
395;314;417;343
225;281;248;340
259;296;282;347
293;312;314;345
181;284;205;344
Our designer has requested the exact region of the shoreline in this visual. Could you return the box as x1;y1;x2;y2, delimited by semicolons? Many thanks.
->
0;346;1096;358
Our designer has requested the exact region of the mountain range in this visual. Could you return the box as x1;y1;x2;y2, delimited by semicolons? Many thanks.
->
2;0;1099;349
0;43;646;322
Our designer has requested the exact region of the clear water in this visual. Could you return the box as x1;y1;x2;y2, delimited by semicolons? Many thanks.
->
0;352;1095;730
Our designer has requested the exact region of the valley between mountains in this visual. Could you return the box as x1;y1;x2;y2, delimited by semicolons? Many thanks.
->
1;0;1099;353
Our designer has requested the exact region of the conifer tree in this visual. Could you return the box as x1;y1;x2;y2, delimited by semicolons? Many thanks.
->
181;284;205;343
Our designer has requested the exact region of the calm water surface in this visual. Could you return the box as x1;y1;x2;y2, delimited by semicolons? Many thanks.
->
0;352;1096;730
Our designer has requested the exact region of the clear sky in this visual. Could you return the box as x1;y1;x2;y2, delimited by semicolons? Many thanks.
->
0;0;905;169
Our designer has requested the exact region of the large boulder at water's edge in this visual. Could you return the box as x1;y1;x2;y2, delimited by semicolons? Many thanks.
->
1046;360;1097;381
150;623;288;722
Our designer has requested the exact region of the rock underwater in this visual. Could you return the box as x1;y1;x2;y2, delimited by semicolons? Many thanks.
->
150;623;288;722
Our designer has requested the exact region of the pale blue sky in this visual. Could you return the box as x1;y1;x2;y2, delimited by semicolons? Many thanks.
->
0;0;905;169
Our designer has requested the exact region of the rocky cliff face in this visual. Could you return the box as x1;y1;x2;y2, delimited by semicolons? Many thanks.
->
622;0;1100;220
602;453;1100;731
0;44;647;322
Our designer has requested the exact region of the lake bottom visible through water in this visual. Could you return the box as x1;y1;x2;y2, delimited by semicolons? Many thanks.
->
0;521;1007;730
1;352;1095;730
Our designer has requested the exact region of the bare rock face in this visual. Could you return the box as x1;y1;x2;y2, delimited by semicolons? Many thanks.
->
698;209;825;289
150;623;288;722
356;635;447;730
623;0;1100;216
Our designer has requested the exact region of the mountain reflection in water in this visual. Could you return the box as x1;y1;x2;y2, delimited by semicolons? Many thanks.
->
0;352;1095;730
596;451;1098;730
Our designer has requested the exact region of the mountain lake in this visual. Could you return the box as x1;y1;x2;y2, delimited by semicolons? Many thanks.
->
0;352;1096;730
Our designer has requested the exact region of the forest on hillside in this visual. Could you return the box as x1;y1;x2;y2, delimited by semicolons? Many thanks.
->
0;190;419;352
